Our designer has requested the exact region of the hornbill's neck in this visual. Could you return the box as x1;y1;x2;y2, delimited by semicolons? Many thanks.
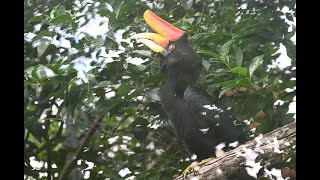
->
160;35;201;97
159;79;189;135
157;35;202;130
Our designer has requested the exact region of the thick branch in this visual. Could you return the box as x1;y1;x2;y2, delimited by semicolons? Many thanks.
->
58;116;103;180
175;121;296;180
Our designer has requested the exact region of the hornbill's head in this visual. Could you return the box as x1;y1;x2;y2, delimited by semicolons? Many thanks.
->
131;10;201;88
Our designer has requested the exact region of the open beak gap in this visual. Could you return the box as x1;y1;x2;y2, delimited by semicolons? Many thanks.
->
136;39;164;53
131;33;168;48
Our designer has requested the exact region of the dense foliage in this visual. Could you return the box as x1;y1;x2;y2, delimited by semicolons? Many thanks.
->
24;0;296;179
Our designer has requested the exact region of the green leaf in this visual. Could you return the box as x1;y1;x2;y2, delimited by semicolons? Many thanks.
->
25;66;35;78
49;5;59;18
220;54;230;64
105;36;118;49
127;86;145;100
24;80;31;86
117;84;131;97
286;13;294;22
37;43;50;57
285;31;295;40
185;18;195;24
220;39;236;56
219;87;232;98
218;80;236;87
249;54;264;79
29;122;46;143
235;77;249;86
132;50;151;57
202;60;211;71
28;16;42;23
197;50;220;59
131;117;149;141
256;74;269;84
232;44;243;66
49;15;72;24
36;66;57;79
180;0;193;10
35;30;51;40
205;71;229;78
232;23;259;38
92;36;105;46
94;81;110;88
113;0;125;19
230;67;248;77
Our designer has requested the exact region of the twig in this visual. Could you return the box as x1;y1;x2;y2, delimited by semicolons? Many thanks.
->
58;115;104;180
45;120;52;180
199;2;206;25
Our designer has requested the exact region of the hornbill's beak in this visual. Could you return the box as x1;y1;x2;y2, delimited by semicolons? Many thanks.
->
131;10;185;53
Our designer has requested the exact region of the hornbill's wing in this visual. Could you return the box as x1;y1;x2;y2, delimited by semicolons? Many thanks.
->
183;87;246;152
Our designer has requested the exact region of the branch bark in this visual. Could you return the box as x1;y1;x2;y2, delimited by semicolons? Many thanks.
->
175;121;296;180
58;116;103;180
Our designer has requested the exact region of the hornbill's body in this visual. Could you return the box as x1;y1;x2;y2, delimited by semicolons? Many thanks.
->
131;10;246;160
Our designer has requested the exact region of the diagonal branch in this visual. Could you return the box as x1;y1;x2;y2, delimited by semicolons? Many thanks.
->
175;121;296;180
58;115;104;180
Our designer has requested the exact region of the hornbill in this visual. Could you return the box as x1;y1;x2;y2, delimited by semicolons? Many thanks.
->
131;10;247;176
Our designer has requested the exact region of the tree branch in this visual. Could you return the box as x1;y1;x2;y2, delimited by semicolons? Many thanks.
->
58;115;104;180
45;120;52;180
175;121;296;180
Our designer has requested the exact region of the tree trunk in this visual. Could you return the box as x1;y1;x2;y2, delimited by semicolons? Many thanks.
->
175;121;296;180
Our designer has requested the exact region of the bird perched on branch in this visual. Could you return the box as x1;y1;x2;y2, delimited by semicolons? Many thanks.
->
131;10;247;176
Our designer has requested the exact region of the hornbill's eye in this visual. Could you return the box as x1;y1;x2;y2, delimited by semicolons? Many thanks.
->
168;44;175;52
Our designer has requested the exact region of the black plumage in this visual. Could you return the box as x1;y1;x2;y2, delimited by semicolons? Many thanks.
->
159;34;246;160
